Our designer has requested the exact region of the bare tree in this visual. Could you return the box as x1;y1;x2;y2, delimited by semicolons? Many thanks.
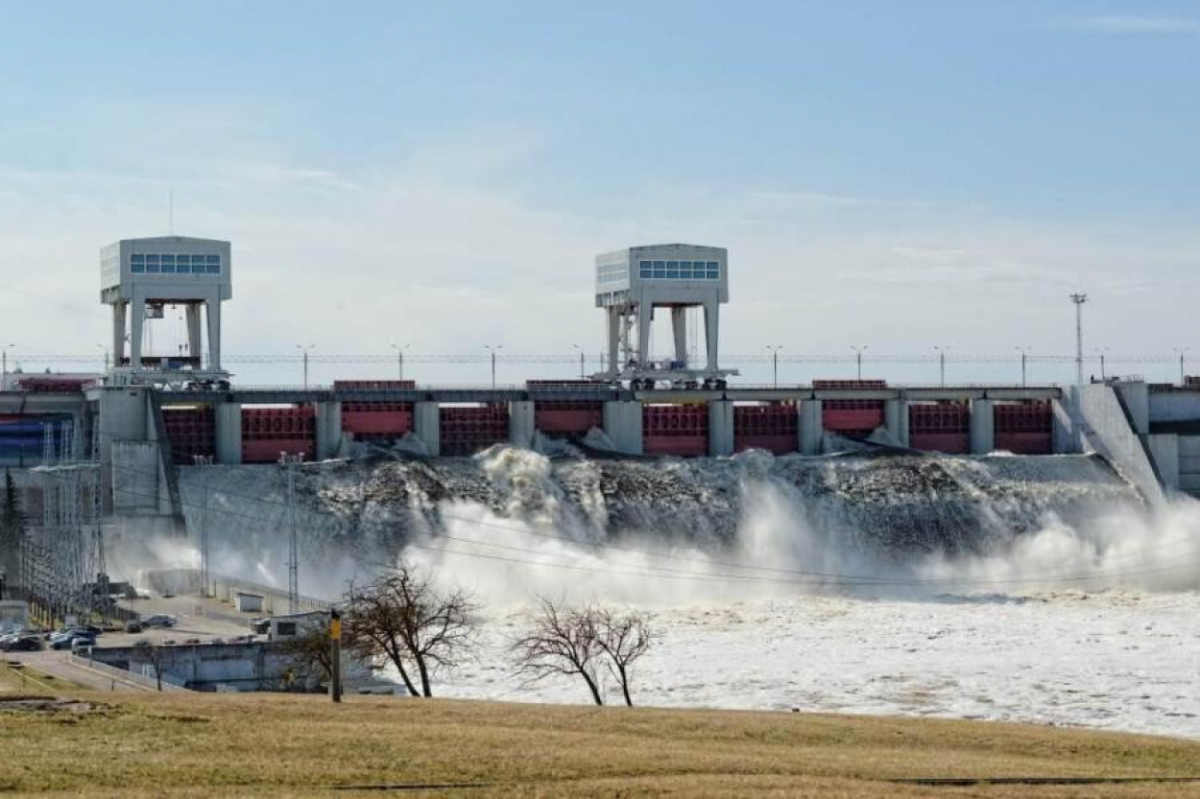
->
344;562;480;698
592;607;657;707
510;597;605;706
276;624;344;691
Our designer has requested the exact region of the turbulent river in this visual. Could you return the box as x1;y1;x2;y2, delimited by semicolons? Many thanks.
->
147;448;1200;737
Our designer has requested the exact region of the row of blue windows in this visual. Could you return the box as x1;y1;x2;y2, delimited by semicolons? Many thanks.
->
130;253;221;275
638;260;720;280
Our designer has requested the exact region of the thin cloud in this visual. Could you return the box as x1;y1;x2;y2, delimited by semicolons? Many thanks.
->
1058;15;1200;34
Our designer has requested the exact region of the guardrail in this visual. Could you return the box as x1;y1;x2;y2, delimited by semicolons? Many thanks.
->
67;653;190;692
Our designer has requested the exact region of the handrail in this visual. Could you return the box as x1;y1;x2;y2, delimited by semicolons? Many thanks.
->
67;653;190;692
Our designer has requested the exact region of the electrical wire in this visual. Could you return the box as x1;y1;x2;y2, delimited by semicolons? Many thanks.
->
83;459;1200;590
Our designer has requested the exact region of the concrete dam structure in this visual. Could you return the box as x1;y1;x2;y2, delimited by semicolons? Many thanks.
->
2;233;1199;607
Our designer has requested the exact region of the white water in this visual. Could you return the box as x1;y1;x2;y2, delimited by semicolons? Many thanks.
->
161;449;1200;737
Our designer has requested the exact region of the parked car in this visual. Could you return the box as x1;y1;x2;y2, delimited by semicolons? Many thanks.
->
133;639;152;648
0;634;43;652
183;638;201;645
7;636;44;652
142;615;176;628
51;633;92;650
125;621;144;634
69;636;97;652
161;639;178;646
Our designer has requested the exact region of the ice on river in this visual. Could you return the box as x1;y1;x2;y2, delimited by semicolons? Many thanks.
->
434;590;1200;739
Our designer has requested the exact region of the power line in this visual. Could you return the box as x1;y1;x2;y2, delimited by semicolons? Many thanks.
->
90;460;1200;590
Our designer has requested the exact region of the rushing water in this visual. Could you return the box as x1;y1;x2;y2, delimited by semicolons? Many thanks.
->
161;447;1155;596
151;449;1200;737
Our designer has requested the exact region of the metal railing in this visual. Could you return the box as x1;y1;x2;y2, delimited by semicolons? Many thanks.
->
67;653;190;692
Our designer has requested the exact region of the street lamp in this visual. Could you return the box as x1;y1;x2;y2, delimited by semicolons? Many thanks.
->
0;343;14;391
933;345;950;388
390;343;410;381
572;344;585;379
1070;293;1088;386
1095;347;1111;382
765;345;784;388
850;345;868;381
1015;346;1032;387
484;345;502;389
1173;347;1190;386
296;344;316;390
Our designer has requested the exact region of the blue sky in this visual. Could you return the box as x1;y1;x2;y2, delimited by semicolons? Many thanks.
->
1;2;1198;384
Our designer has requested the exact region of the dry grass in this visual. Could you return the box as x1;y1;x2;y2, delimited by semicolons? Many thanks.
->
0;660;85;694
1;691;1199;797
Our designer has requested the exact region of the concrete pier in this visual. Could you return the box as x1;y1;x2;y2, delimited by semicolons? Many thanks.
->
509;401;535;449
799;399;823;456
603;401;644;455
214;402;243;465
885;398;910;448
708;400;734;457
413;402;440;456
970;399;994;455
314;401;342;460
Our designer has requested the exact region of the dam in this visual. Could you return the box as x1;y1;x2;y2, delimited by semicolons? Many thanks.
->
2;235;1199;615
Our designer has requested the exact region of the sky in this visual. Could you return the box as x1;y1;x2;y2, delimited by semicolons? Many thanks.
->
1;1;1198;385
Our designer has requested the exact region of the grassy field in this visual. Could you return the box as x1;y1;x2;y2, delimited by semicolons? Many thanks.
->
1;689;1199;797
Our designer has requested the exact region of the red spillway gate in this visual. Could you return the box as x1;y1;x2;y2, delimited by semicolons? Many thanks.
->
162;406;216;465
815;380;886;438
643;404;708;457
341;402;413;440
440;405;509;456
994;402;1053;454
242;406;316;463
534;401;603;438
734;404;797;455
908;403;970;454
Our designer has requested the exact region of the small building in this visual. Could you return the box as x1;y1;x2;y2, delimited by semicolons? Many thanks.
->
0;600;29;633
267;611;327;641
234;592;264;613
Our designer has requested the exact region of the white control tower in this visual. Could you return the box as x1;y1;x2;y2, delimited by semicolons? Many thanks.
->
594;243;734;388
100;236;231;376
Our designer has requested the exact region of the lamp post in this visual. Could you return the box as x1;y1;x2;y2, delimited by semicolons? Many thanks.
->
765;345;783;388
1;343;15;390
1174;347;1190;386
1015;346;1032;387
1095;347;1111;382
572;344;585;379
933;345;950;388
484;345;502;390
296;344;316;390
390;343;410;381
850;345;868;381
1070;293;1088;386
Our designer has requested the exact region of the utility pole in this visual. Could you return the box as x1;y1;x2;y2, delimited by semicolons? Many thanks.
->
1174;347;1189;386
1070;294;1088;386
850;345;868;381
484;345;502;390
1015;346;1032;387
296;344;316;390
1096;347;1110;382
329;608;342;703
572;344;584;379
193;455;213;597
1;343;14;391
765;345;783;388
391;343;409;381
933;345;949;388
279;453;303;614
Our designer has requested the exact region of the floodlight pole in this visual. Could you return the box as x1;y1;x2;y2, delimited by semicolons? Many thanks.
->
1070;294;1088;386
